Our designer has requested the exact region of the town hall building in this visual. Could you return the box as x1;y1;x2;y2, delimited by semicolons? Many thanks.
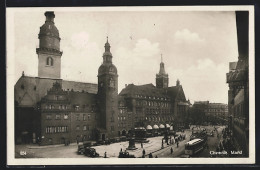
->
14;11;190;145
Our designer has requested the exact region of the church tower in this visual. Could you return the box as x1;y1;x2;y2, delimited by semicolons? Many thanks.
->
37;11;62;79
156;54;169;88
97;37;119;139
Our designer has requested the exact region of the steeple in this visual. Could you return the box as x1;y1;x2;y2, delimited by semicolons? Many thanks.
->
102;37;113;64
159;54;166;75
105;36;111;52
37;11;62;79
156;54;169;88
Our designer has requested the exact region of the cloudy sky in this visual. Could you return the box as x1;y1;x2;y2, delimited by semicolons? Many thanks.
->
9;8;239;104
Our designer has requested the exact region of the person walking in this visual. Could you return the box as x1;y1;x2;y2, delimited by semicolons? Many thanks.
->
149;153;153;158
142;149;146;156
171;147;173;154
141;142;143;148
104;152;107;158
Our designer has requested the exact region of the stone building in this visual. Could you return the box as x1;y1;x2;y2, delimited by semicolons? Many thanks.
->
14;11;190;145
190;101;228;125
226;11;249;157
205;103;228;125
118;58;190;131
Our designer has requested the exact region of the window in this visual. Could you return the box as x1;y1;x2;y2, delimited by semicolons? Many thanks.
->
55;114;61;120
76;125;80;131
75;106;80;111
46;114;51;120
46;57;53;66
83;125;87;131
64;114;68;120
83;114;86;121
59;105;62;110
55;96;59;100
88;114;91;120
111;126;114;131
76;114;80;121
62;105;66;110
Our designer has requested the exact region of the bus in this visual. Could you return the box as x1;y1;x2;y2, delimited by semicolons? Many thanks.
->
185;138;205;156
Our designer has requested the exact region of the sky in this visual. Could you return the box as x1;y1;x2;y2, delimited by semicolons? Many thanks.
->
10;8;239;104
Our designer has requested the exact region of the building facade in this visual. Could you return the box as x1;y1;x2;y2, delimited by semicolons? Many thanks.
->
190;101;228;125
14;11;190;145
226;11;249;157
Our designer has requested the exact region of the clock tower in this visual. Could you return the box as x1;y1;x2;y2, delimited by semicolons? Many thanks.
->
156;54;169;88
97;37;119;138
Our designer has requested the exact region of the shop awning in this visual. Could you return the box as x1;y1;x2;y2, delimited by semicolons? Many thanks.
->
146;125;153;130
153;124;159;129
159;124;165;128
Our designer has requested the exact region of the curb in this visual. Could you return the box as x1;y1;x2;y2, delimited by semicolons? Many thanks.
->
27;143;78;149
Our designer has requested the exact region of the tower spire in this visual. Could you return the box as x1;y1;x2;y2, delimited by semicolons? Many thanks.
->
161;54;163;63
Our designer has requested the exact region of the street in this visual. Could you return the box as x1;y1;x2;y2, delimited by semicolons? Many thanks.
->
15;125;225;158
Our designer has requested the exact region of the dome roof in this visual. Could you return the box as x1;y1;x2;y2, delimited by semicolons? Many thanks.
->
98;63;117;75
39;22;60;38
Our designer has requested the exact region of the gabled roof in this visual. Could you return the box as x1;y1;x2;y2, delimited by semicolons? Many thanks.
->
15;75;98;107
119;83;186;101
119;83;167;98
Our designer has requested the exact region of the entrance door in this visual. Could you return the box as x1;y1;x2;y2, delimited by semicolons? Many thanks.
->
102;134;105;141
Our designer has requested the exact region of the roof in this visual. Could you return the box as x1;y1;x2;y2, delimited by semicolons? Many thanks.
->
15;75;98;107
186;139;203;145
119;83;169;98
68;91;97;106
119;83;187;103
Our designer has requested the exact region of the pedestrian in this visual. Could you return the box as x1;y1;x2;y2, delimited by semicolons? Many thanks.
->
149;153;153;158
142;154;145;158
120;148;123;152
155;155;158;158
141;142;143;148
142;149;146;156
104;152;107;158
171;147;173;154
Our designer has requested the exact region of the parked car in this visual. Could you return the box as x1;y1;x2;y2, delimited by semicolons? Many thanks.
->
84;147;100;157
118;151;135;158
77;144;85;155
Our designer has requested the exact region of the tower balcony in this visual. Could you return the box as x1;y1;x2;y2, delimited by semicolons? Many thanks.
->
36;47;63;56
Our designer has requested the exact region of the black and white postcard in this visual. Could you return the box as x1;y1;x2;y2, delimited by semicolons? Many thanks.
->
6;6;255;165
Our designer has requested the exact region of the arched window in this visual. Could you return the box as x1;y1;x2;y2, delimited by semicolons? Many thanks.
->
46;57;53;66
109;78;115;88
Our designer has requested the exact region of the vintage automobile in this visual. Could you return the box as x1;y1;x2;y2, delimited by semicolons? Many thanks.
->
84;147;100;157
77;144;85;155
118;151;136;158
